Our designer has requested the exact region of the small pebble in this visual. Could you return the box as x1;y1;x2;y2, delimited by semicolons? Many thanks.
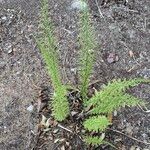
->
27;105;34;112
113;110;117;116
107;53;119;63
70;68;76;73
8;48;13;54
130;146;136;150
125;123;133;135
60;145;65;150
71;111;78;116
53;129;59;134
129;50;134;58
81;129;86;133
2;16;7;21
71;0;88;11
3;126;7;134
54;139;59;143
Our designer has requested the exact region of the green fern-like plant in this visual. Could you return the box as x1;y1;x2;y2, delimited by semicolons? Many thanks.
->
36;0;150;148
36;0;69;121
83;116;111;132
83;78;149;146
78;3;149;146
79;2;97;101
85;78;148;114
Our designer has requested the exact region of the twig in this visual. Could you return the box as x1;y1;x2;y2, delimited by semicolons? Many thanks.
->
58;124;73;133
145;110;150;113
95;0;104;18
89;79;105;87
61;27;74;34
107;128;150;145
138;104;150;113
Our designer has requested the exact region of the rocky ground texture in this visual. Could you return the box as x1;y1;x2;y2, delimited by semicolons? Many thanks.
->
0;0;150;149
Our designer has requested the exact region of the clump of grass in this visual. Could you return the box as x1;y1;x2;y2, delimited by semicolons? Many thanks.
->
36;0;69;121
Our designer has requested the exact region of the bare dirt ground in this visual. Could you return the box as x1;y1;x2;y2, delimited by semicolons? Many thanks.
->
0;0;150;150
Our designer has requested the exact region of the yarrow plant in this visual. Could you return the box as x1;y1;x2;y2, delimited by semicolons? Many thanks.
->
83;78;148;146
36;0;69;121
79;3;97;101
36;0;150;147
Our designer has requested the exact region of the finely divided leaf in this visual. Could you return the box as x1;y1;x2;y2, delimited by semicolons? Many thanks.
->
84;135;104;146
37;0;69;121
79;7;97;100
83;116;110;132
86;79;149;114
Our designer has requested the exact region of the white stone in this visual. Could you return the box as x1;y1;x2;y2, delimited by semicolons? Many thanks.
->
71;0;88;11
27;105;34;112
113;110;117;116
2;16;7;20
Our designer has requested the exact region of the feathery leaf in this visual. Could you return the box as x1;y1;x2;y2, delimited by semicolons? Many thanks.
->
83;116;111;132
86;78;149;114
84;135;104;146
37;0;69;121
79;5;97;101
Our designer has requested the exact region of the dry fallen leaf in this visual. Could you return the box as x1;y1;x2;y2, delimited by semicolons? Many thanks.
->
40;115;47;126
53;129;59;134
48;119;58;127
107;53;119;63
129;50;134;58
100;133;105;141
39;115;54;130
71;111;78;116
113;110;117;116
37;87;49;112
45;118;51;128
54;139;60;143
37;99;47;112
60;145;65;150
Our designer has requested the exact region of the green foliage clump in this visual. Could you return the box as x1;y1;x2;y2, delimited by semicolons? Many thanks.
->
37;0;69;121
79;6;97;101
83;78;149;146
85;78;148;114
37;0;150;147
84;135;104;146
83;116;111;132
